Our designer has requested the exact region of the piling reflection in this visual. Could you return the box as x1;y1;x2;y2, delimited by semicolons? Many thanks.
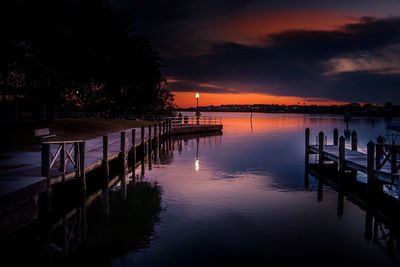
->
307;162;400;264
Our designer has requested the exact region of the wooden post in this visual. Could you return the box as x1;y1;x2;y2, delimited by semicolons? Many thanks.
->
158;122;162;141
148;125;152;154
367;141;375;197
79;141;86;191
74;143;79;177
141;126;145;158
120;131;127;198
120;131;126;172
132;129;136;147
333;128;339;146
41;143;50;177
60;143;66;179
351;131;358;151
41;142;52;208
305;128;310;152
318;131;324;166
390;145;397;175
148;125;152;143
102;136;109;183
375;136;384;170
339;136;345;172
304;128;310;189
132;129;136;168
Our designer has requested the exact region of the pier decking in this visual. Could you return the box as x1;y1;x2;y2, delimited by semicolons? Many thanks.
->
306;128;400;186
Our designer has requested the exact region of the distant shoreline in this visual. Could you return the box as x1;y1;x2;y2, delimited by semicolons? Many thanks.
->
176;103;400;117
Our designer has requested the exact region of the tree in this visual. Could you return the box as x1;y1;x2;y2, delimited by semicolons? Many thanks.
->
0;0;174;121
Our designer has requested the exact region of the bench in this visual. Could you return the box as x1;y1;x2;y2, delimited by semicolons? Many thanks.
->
34;128;56;140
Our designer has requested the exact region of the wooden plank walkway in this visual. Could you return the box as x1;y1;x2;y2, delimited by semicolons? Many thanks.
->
306;128;400;185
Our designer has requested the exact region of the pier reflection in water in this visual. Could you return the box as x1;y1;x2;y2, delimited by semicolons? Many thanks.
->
306;162;400;263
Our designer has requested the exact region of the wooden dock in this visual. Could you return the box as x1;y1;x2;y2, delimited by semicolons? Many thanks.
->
306;128;400;187
0;117;224;239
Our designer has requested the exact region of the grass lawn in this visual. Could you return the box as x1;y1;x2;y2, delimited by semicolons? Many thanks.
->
1;118;154;152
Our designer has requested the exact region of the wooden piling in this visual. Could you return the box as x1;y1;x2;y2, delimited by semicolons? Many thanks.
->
367;141;375;196
305;128;310;152
141;126;145;158
375;136;384;170
79;141;86;191
120;131;127;198
333;128;339;146
390;145;397;175
148;125;152;154
339;136;345;172
41;143;52;207
102;136;109;183
41;143;50;177
318;131;324;166
120;131;126;173
351;131;358;151
74;143;79;177
304;128;310;189
60;143;66;180
132;129;136;168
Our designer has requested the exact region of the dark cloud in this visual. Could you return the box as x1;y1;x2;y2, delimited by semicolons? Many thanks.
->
165;17;400;103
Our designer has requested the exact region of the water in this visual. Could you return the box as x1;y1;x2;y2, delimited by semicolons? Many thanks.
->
3;113;400;266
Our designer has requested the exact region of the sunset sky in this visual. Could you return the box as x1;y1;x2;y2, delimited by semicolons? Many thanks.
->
116;0;400;107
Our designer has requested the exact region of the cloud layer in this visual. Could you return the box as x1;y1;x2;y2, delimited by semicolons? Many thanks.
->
115;0;400;104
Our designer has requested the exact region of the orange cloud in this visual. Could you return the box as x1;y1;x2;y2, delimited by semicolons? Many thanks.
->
202;9;360;45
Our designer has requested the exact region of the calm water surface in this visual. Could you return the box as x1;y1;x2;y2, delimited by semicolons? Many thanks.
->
129;113;400;266
5;113;400;267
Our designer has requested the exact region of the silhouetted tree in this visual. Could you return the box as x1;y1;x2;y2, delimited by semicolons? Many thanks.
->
0;0;174;121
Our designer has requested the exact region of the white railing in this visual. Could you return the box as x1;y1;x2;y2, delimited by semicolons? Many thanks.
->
167;116;222;127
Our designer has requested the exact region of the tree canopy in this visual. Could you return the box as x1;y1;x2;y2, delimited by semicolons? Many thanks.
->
0;0;174;120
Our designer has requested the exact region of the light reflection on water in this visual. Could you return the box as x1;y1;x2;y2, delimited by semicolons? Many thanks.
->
127;113;400;266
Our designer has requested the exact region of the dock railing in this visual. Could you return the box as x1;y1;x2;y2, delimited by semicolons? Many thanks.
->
306;128;400;183
168;116;222;127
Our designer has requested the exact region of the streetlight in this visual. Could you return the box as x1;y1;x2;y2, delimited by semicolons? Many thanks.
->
195;92;200;125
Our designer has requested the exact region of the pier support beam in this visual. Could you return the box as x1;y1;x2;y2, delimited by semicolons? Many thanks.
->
339;136;346;173
318;131;324;167
376;136;384;171
131;129;136;169
120;131;127;199
141;126;145;158
304;128;310;188
79;141;86;191
367;141;376;197
333;128;339;146
102;136;109;188
351;131;358;151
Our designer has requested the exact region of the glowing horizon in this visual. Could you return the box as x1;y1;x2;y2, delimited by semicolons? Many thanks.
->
173;91;347;108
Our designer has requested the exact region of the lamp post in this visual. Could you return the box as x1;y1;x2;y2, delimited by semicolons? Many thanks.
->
195;92;200;125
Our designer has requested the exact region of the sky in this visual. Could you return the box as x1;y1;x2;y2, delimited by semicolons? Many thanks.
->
115;0;400;107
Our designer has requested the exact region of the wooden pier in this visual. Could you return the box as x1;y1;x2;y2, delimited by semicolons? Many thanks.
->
305;128;400;189
0;117;223;239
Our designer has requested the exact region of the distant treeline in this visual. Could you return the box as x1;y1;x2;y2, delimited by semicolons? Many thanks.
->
0;0;174;122
179;102;400;117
